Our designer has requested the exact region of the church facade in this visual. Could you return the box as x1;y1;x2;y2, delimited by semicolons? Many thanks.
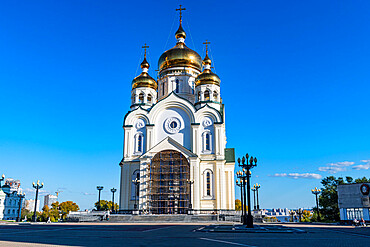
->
119;13;235;214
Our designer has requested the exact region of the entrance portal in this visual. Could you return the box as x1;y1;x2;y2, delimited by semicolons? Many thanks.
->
149;150;190;214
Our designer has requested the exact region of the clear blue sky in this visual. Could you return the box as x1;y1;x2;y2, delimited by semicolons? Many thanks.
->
1;0;369;210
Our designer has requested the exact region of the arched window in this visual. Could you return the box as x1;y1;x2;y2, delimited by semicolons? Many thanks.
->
205;133;210;151
139;93;144;103
131;170;140;200
138;135;142;152
203;169;214;198
175;79;180;93
131;94;135;104
206;172;211;196
192;82;195;94
204;90;210;101
135;133;144;154
147;94;152;103
197;92;201;101
202;131;213;153
162;83;165;96
213;91;218;101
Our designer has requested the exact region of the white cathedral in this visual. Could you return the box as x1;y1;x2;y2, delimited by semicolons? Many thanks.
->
119;11;235;214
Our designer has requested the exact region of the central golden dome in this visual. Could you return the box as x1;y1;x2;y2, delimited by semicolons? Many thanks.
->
158;24;202;72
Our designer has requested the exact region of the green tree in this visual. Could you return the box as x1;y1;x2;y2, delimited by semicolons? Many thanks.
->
94;200;119;211
235;199;242;211
319;176;340;222
345;176;353;183
21;208;33;221
354;177;370;183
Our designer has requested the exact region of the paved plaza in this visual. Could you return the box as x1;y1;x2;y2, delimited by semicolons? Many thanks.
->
0;222;369;247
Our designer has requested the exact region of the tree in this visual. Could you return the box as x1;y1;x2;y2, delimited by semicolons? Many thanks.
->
319;176;340;222
235;199;242;211
59;201;79;219
301;210;312;222
354;177;370;183
345;176;353;184
21;208;33;221
94;200;118;211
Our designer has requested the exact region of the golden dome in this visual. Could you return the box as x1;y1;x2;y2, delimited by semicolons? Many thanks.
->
195;53;221;86
132;73;157;90
195;70;221;86
175;24;186;39
132;57;157;90
158;24;202;72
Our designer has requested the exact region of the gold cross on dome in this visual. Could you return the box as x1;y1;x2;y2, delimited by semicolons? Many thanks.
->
203;40;210;54
176;5;186;23
142;43;149;57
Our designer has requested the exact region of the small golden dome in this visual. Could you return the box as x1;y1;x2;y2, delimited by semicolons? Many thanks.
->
132;73;157;90
132;57;157;90
141;57;149;69
195;54;220;86
175;24;186;39
202;53;212;66
195;70;221;86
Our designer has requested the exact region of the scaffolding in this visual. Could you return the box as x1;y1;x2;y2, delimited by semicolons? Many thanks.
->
148;150;190;214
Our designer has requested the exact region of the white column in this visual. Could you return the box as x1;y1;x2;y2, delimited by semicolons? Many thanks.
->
190;157;200;212
191;124;200;155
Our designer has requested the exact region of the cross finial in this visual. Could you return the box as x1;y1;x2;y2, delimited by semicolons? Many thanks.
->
142;43;149;58
203;40;211;54
176;5;186;24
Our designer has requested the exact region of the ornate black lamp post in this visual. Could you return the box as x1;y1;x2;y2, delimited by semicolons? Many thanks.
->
132;178;140;210
0;174;4;186
311;187;321;221
186;179;194;213
236;179;244;221
110;188;117;213
17;193;26;222
32;180;43;222
289;210;295;222
251;186;257;210
254;183;261;210
97;186;103;211
237;154;257;228
297;208;303;222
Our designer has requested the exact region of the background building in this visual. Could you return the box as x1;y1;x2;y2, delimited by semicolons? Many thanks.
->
338;183;370;222
44;194;58;208
0;178;24;221
24;199;40;213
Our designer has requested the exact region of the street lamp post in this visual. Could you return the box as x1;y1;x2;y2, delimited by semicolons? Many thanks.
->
254;183;261;210
237;154;258;228
311;187;321;221
32;180;43;222
289;210;295;222
132;178;140;211
236;179;244;221
97;186;103;211
17;193;26;222
251;186;257;210
110;188;117;213
186;179;194;213
297;208;303;222
0;174;4;187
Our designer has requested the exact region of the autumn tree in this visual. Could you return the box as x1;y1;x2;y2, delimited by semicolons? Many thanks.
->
94;200;119;211
59;201;79;219
235;199;242;211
